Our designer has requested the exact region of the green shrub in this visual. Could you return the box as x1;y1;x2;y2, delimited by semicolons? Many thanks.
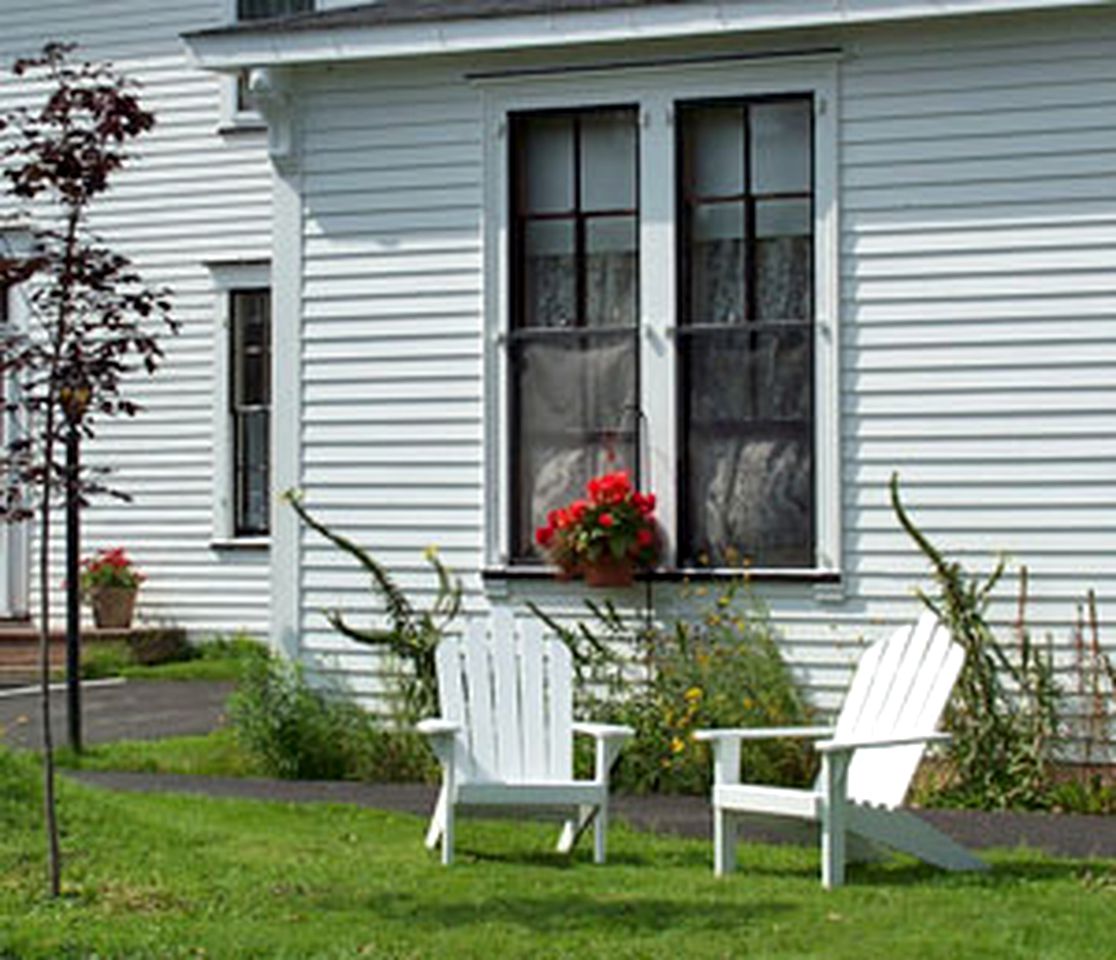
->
125;627;192;666
540;582;817;795
81;642;135;679
227;654;435;783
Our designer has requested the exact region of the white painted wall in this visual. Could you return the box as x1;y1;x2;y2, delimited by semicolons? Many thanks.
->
287;7;1116;718
0;0;274;636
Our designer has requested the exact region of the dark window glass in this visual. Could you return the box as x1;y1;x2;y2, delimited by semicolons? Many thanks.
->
237;0;313;21
230;290;271;537
678;97;814;568
509;108;640;561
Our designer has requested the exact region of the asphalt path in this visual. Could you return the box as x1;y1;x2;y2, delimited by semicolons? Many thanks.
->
0;679;234;750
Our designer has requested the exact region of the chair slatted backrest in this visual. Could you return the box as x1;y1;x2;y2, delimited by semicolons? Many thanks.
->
434;609;573;785
834;611;964;809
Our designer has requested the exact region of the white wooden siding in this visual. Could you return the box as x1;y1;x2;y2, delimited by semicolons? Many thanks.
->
291;8;1116;721
0;0;274;635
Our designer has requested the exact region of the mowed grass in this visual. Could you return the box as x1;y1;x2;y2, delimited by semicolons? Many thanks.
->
0;753;1111;959
56;729;260;778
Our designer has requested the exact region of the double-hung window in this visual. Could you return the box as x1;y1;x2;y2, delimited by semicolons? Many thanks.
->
490;61;838;576
508;108;640;561
208;260;272;546
229;289;271;537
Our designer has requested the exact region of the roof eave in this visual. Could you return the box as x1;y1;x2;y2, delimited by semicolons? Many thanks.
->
183;0;1114;71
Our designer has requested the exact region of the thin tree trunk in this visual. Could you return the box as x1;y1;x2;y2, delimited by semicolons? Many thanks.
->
38;447;60;897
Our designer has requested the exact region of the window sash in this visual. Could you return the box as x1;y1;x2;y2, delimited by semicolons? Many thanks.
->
508;107;641;561
676;96;816;569
230;289;271;537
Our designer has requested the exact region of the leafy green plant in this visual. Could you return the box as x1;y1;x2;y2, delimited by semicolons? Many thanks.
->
891;473;1061;809
227;654;370;781
534;581;817;795
80;642;134;680
227;653;435;783
285;490;461;723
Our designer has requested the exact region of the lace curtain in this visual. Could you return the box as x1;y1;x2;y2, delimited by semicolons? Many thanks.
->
516;249;638;557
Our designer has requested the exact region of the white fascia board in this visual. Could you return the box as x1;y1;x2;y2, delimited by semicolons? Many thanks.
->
185;0;1112;70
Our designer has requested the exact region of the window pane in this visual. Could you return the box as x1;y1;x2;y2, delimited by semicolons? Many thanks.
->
580;110;637;212
238;0;313;20
751;100;812;195
682;327;812;567
685;328;811;425
231;291;271;406
755;199;812;321
523;220;576;328
585;216;638;328
684;433;812;568
235;410;270;535
685;106;745;198
690;202;746;325
512;335;637;559
522;115;575;215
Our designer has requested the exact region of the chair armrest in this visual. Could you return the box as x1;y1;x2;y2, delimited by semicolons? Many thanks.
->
572;723;632;784
815;732;950;754
573;722;634;741
694;726;835;743
416;718;461;738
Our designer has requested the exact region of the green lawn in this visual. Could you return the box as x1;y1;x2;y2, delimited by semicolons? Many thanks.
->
1;752;1113;959
56;729;260;778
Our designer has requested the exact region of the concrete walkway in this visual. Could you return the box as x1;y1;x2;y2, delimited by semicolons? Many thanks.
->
5;678;1115;860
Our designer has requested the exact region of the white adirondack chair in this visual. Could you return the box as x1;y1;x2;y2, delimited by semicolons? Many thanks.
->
417;610;633;865
695;610;987;888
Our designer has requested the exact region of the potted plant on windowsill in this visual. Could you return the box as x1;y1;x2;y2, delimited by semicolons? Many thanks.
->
79;548;145;629
535;469;660;588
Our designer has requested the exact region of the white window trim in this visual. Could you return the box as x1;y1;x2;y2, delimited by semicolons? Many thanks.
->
207;259;272;548
0;230;31;617
480;55;841;581
218;0;264;131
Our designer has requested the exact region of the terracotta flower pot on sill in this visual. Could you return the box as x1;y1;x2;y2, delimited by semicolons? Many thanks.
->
583;556;635;589
90;586;138;629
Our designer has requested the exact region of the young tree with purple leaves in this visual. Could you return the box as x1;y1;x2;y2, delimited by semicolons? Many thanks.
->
0;43;177;896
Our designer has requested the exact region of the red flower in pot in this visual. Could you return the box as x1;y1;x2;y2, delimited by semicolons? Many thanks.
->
535;470;660;587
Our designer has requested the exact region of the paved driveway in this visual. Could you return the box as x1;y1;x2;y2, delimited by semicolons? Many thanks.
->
0;680;233;750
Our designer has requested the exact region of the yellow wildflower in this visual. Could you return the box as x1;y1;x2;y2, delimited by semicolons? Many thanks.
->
670;736;686;754
684;686;703;702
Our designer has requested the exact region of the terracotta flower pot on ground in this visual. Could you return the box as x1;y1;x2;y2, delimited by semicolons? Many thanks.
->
584;555;635;588
90;586;138;629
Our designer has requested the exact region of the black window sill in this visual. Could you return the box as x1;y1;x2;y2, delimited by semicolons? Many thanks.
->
482;565;840;585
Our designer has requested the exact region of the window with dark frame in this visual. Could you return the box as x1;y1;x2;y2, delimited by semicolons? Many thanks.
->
508;107;640;562
230;289;271;537
234;1;314;110
237;0;313;21
677;96;815;569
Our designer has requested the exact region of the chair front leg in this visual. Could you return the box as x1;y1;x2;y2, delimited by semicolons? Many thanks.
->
714;807;737;877
821;749;851;889
708;736;742;877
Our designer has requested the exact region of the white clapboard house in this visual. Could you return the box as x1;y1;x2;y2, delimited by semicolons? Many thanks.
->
2;0;1115;712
